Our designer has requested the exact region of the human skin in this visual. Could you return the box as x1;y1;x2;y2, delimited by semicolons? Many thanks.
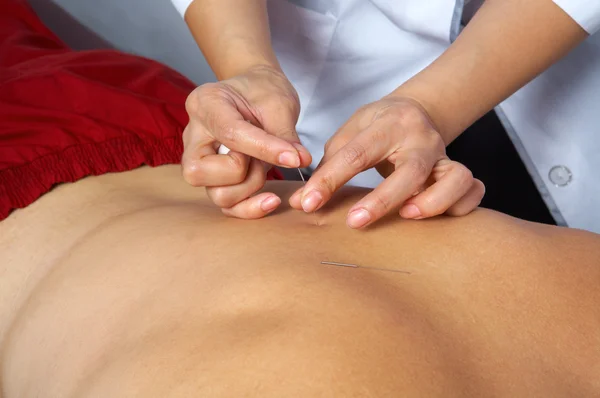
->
0;165;599;397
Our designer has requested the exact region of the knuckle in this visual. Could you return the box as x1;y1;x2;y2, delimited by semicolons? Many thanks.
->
371;193;392;214
273;92;299;111
342;143;370;170
181;124;192;145
198;82;221;97
373;103;395;120
433;136;446;154
368;128;387;147
208;187;236;208
316;171;337;196
324;136;345;156
394;102;425;125
456;163;474;186
184;92;199;117
182;162;204;187
219;121;241;144
426;130;446;153
323;139;333;156
357;104;372;114
357;103;375;119
260;101;300;134
227;159;248;184
282;93;300;115
219;153;250;184
192;87;235;137
378;103;427;136
406;156;429;180
186;83;217;115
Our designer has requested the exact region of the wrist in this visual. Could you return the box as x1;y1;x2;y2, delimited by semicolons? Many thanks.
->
388;83;457;146
218;51;283;81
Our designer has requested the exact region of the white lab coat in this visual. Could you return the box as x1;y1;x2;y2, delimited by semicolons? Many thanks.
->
172;0;600;233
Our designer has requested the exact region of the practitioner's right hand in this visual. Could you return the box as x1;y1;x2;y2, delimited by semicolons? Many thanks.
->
181;65;312;219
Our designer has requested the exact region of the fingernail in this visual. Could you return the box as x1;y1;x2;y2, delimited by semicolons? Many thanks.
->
301;190;323;213
260;196;281;212
278;151;300;168
400;204;421;219
347;208;372;228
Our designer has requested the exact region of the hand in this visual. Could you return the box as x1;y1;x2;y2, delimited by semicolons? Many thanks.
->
181;65;312;218
289;96;485;228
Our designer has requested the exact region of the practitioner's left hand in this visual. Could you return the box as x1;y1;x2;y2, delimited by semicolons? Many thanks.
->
289;96;485;228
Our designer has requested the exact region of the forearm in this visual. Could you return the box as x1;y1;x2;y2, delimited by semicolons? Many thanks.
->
392;0;588;144
185;0;281;80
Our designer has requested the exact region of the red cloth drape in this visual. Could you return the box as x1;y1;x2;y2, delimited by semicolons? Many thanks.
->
0;0;283;220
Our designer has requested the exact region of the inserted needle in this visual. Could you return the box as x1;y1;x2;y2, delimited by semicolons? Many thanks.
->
321;261;411;274
297;168;306;183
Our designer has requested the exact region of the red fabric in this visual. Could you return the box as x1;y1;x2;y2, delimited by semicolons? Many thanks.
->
0;0;283;221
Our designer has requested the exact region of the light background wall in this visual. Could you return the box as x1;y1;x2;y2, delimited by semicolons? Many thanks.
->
28;0;216;84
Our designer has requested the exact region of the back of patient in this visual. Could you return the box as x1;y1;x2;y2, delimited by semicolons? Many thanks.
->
2;168;600;397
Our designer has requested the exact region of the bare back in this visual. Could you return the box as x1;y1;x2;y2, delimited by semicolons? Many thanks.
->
1;165;599;397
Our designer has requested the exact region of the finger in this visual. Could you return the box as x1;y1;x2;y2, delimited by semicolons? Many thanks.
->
300;127;392;213
293;142;313;169
181;123;250;186
219;133;310;170
181;122;217;174
345;152;435;228
182;145;252;188
257;99;312;168
288;186;304;210
221;192;282;219
206;158;268;209
445;179;485;216
317;116;363;169
398;160;477;219
203;101;301;168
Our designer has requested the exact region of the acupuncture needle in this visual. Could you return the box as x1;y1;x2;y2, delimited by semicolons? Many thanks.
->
297;168;306;183
321;261;411;274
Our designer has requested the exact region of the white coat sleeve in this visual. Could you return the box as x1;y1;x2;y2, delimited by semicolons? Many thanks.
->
553;0;600;35
171;0;195;17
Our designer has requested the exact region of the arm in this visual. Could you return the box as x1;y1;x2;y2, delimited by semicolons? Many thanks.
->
294;0;589;226
173;0;311;220
392;0;589;145
183;0;282;80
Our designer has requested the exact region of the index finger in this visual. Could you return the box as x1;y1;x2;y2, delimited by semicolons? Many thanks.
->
299;128;391;213
203;101;302;168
